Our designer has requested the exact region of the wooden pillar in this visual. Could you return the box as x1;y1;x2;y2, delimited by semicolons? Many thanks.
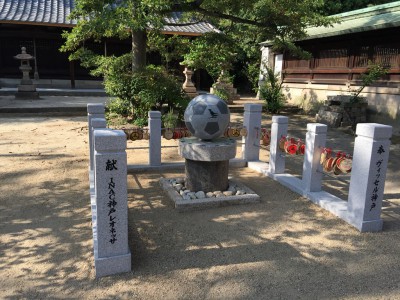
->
70;60;75;89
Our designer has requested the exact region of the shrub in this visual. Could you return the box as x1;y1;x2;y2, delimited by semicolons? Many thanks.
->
349;61;388;103
105;63;189;125
212;84;230;103
259;66;286;113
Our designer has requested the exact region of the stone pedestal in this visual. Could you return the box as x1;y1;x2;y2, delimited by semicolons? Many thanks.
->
185;159;229;192
179;137;236;193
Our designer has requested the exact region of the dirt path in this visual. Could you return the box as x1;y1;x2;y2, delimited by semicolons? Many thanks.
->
0;115;400;299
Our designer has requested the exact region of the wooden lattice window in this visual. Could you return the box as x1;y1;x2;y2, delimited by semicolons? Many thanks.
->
316;48;348;68
373;45;399;69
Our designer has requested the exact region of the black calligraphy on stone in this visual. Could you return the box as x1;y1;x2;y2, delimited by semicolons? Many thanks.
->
377;145;385;155
106;159;118;171
370;147;385;211
107;177;118;244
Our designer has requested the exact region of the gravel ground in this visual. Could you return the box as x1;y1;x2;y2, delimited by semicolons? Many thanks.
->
0;113;400;299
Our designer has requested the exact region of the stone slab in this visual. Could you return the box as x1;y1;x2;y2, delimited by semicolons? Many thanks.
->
160;178;260;212
179;137;236;161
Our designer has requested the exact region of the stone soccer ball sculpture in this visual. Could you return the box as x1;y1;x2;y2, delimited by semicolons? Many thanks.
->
184;94;230;140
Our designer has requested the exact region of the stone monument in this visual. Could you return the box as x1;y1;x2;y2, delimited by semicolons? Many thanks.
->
179;94;236;192
14;47;39;99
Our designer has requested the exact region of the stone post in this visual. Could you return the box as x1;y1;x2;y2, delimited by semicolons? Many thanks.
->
347;123;392;232
242;104;263;161
88;103;105;170
149;111;162;166
302;123;327;193
90;118;107;171
93;129;131;277
268;116;288;174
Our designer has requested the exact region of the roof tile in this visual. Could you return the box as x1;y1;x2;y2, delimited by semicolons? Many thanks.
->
0;0;218;34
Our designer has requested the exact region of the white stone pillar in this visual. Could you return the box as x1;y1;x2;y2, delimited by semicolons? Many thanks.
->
93;129;131;277
242;104;263;161
90;118;107;171
302;123;327;193
347;123;392;232
148;111;162;166
88;103;105;169
269;116;288;174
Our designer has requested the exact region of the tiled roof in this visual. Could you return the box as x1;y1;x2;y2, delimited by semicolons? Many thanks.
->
261;1;400;45
0;0;75;26
0;0;218;34
304;1;400;40
163;12;219;35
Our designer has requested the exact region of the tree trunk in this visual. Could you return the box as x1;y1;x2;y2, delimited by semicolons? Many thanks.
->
131;30;147;72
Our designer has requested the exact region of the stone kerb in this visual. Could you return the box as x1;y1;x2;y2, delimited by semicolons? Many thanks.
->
93;129;131;277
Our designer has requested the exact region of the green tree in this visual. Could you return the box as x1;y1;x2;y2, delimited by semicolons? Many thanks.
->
62;0;333;76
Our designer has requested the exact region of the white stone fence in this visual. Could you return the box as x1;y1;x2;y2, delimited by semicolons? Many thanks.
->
87;101;393;275
245;107;392;233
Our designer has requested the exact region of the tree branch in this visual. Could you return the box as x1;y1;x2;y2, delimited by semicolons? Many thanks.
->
172;1;274;28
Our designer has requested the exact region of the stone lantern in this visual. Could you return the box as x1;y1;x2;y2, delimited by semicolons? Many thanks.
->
14;47;39;99
182;67;198;99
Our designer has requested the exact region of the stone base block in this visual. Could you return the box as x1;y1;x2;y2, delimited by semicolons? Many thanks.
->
185;159;229;192
15;91;40;99
18;84;36;92
348;218;383;233
94;252;131;278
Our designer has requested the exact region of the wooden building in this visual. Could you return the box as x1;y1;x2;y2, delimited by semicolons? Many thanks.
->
260;1;400;134
0;1;217;89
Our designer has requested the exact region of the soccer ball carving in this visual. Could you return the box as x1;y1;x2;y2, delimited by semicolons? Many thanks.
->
184;94;230;140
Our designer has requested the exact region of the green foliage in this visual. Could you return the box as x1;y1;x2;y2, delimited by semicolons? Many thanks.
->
61;0;335;94
107;97;132;117
182;32;239;81
212;84;230;103
259;66;286;113
93;54;189;125
162;108;179;129
350;61;388;103
147;32;191;70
